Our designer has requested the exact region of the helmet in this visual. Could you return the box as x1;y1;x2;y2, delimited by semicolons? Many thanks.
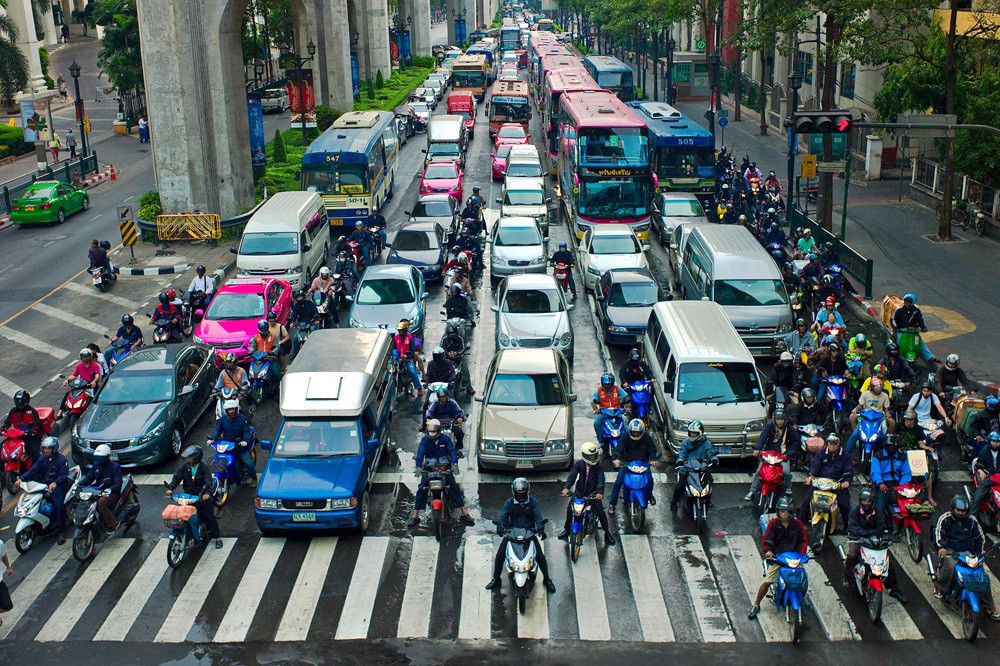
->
80;348;93;359
181;444;203;464
989;431;1000;446
722;183;729;189
558;241;567;250
158;293;170;306
121;314;133;326
886;342;899;354
426;418;441;439
458;252;468;262
874;363;888;376
166;289;177;301
196;265;206;273
355;221;364;228
767;207;776;215
337;235;346;243
445;323;458;337
257;320;269;334
687;420;704;439
628;419;645;439
986;396;1000;411
903;293;916;304
600;372;614;387
295;289;306;299
473;186;481;193
853;333;867;345
629;348;640;361
859;486;875;509
826;433;841;445
266;311;278;321
903;409;918;421
822;274;833;286
512;477;530;503
320;266;331;277
41;436;58;451
13;390;29;409
945;353;960;369
870;377;883;391
581;441;599;465
800;387;815;401
827;341;841;351
808;253;819;261
825;296;836;306
450;283;461;293
432;346;445;361
795;318;806;328
883;435;899;453
780;351;793;363
451;245;461;254
396;319;410;331
951;495;970;515
738;214;747;222
784;262;794;271
460;227;469;235
93;444;111;460
776;496;794;513
223;399;239;416
223;352;237;366
922;380;934;390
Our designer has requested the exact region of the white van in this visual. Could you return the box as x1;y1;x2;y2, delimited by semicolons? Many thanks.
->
234;192;330;289
642;301;767;457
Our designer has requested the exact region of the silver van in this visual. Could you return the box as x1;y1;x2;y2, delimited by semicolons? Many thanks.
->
678;224;793;355
642;301;767;457
424;115;466;166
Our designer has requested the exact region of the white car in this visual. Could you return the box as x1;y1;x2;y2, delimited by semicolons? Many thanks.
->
577;225;650;291
492;274;574;359
260;88;289;113
489;216;548;282
498;177;551;235
503;154;544;192
412;88;437;110
652;192;709;244
407;101;430;124
423;79;445;101
499;67;519;81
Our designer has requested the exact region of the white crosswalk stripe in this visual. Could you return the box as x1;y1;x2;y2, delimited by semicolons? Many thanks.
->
397;536;440;638
0;326;70;359
0;542;71;640
516;538;550;639
94;539;170;641
726;535;790;642
804;552;860;640
572;538;611;640
63;280;141;308
154;538;236;643
674;535;735;642
336;536;390;639
458;534;494;639
213;538;285;643
621;534;674;642
274;536;338;642
32;302;110;335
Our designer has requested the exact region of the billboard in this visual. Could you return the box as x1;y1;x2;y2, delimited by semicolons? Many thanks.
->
286;69;317;128
247;94;266;167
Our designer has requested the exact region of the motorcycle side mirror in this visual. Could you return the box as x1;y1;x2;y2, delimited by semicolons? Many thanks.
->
545;197;553;204
595;293;605;301
422;291;430;299
302;244;312;252
663;293;674;301
366;438;380;449
178;385;195;396
345;295;354;302
259;439;273;451
404;211;411;216
566;303;575;310
271;306;280;313
490;305;499;312
104;334;111;339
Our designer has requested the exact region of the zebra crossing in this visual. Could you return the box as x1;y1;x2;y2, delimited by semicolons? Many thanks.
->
3;526;994;644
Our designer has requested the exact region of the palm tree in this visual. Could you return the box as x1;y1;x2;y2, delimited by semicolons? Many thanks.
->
0;1;31;112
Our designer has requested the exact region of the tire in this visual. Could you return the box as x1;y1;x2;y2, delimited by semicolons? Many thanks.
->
789;607;802;644
697;512;707;534
15;524;35;553
356;490;371;533
810;521;827;553
517;586;527;614
97;280;107;293
73;528;95;562
214;478;229;508
166;537;186;568
866;585;883;624
976;217;987;237
433;504;443;542
169;426;183;459
629;500;645;533
57;208;66;224
569;530;582;562
906;525;922;563
5;470;18;495
82;196;90;211
962;599;981;642
962;214;973;231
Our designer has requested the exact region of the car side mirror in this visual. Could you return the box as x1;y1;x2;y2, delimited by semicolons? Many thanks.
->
491;305;499;312
422;149;427;153
302;244;312;252
545;197;553;204
474;394;484;402
495;198;502;204
669;242;678;250
366;438;380;449
569;393;578;402
178;385;195;396
259;439;273;451
566;303;576;310
422;292;430;299
230;247;238;254
595;293;605;302
663;293;674;301
664;381;675;395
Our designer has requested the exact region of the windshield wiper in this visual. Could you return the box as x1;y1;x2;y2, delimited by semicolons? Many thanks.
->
684;394;726;404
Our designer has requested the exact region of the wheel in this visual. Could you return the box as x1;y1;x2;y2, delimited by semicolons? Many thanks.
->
15;524;35;553
866;585;883;624
73;528;95;562
82;196;90;210
962;598;981;642
123;504;139;528
629;500;645;533
789;607;802;644
569;530;582;562
810;521;826;553
57;208;66;224
976;216;987;236
433;505;443;542
356;489;371;533
166;537;186;568
97;280;107;293
249;385;263;405
214;478;229;508
961;214;973;231
905;525;922;562
169;426;183;459
5;470;18;495
697;512;707;534
517;586;527;614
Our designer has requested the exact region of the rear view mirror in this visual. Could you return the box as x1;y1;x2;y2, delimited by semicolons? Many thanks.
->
260;439;273;451
495;198;502;204
178;385;195;396
230;247;238;254
490;305;499;312
366;438;380;449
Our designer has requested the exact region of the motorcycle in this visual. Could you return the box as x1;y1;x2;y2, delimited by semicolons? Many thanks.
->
214;386;248;421
347;240;367;273
567;493;600;562
769;551;810;644
856;408;887;464
247;350;278;405
14;467;81;552
623;381;653;424
968;472;1000;533
294;319;317;349
90;263;116;293
806;477;842;553
422;455;452;541
767;242;786;264
824;375;850;437
622;460;652;533
680;459;714;534
211;436;255;508
493;518;548;614
891;483;933;562
797;423;825;466
59;376;94;428
181;291;208;336
150;315;181;344
926;550;993;642
392;354;419;396
897;327;923;363
597;407;626;459
72;476;140;562
552;262;571;294
841;536;891;624
757;451;787;512
844;359;866;397
313;290;331;328
103;335;133;369
162;486;209;568
2;428;34;494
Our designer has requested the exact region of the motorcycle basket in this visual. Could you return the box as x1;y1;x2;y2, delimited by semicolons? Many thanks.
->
162;504;196;530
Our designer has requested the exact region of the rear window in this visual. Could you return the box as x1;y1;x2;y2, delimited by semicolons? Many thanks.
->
394;230;437;251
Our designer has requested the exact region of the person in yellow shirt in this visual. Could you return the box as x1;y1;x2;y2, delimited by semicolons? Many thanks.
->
48;132;60;162
859;364;893;399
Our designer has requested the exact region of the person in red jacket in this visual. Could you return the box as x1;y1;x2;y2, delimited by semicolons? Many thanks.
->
748;495;807;619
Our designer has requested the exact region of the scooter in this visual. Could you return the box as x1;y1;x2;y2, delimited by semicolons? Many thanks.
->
856;408;887;464
824;376;850;437
757;451;787;513
441;312;473;345
494;518;548;614
72;476;140;562
552;262;571;294
211;435;255;508
60;377;94;428
897;327;923;363
597;407;626;459
313;291;331;328
247;350;278;405
623;381;653;424
806;477;841;554
162;486;209;568
840;535;891;625
891;483;933;562
392;353;418;396
214;386;248;420
567;493;599;562
13;466;81;552
622;460;652;533
181;291;208;336
926;550;993;642
680;458;714;534
422;456;452;542
2;427;35;494
150;315;181;344
347;240;367;273
294;319;317;349
90;263;116;293
104;335;133;369
769;551;810;644
968;472;1000;533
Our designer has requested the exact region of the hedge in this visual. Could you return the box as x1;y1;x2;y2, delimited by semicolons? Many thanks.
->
0;125;32;160
352;65;435;113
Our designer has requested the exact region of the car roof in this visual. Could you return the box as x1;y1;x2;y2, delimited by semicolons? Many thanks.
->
651;301;753;363
505;273;559;289
496;348;559;373
361;265;416;281
217;277;270;294
116;344;194;371
496;216;539;227
425;161;459;168
416;193;454;203
607;267;656;283
590;224;637;236
504;177;544;191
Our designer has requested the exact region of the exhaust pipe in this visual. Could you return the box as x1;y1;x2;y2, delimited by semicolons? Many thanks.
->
964;485;973;503
837;543;846;560
925;552;936;577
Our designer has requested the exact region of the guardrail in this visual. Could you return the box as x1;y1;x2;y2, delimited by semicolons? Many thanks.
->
790;208;874;299
135;191;268;233
0;153;100;216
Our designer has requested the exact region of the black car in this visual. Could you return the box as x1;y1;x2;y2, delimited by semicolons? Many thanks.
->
595;268;666;346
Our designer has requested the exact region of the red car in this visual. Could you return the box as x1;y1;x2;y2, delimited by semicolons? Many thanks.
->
493;123;530;150
420;161;464;200
491;144;513;180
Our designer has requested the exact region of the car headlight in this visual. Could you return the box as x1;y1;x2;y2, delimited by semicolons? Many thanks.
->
587;266;602;275
257;498;278;509
329;497;357;509
136;422;166;445
498;333;511;347
559;332;571;346
349;316;363;328
283;268;299;275
530;255;546;265
777;323;792;334
746;420;766;431
193;335;204;345
672;417;691;432
545;439;569;452
608;325;628;333
481;439;504;452
432;263;442;270
493;256;508;266
236;267;249;275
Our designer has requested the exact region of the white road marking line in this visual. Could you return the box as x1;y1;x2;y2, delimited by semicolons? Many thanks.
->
0;326;70;359
32;302;109;334
517;538;549;639
154;538;236;642
726;535;789;642
0;542;71;639
63;280;140;308
93;539;170;641
3;538;19;567
0;374;24;398
622;534;674;642
675;535;735;642
891;542;985;639
35;538;134;642
131;474;174;485
213;538;285;643
274;536;338;642
396;536;440;638
572;537;611;640
804;554;860;640
458;534;494;639
336;536;390;639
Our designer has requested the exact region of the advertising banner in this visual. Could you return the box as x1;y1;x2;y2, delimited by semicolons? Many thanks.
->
20;101;37;143
351;54;360;98
391;30;401;67
403;30;412;64
247;94;266;167
286;69;317;128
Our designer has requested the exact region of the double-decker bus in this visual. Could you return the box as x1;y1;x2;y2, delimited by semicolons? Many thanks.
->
500;18;520;51
542;68;600;174
557;90;654;239
583;55;635;102
629;101;715;201
301;110;399;235
488;79;531;138
451;53;489;101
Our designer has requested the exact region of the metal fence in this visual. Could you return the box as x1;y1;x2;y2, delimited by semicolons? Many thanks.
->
0;153;100;216
911;156;999;222
790;208;874;299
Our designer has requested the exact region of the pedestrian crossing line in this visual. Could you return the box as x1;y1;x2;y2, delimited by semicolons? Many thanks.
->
396;537;440;639
0;326;70;359
154;538;237;643
458;534;494;639
63;280;141;308
890;542;984;640
213;538;285;643
0;373;24;398
0;541;71;640
804;554;860;641
336;536;390;640
93;539;170;641
33;302;109;335
274;536;338;642
516;538;549;639
674;535;735;642
621;535;674;642
829;535;923;640
726;535;789;642
4;538;20;567
572;538;612;640
35;538;134;642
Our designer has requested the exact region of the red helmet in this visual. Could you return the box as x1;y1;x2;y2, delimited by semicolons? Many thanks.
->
824;296;836;306
166;288;177;300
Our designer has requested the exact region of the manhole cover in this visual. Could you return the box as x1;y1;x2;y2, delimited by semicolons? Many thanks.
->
922;234;966;243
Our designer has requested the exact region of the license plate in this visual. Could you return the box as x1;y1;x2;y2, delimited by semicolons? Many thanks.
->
329;218;343;225
24;206;34;211
292;512;316;522
93;275;102;284
515;459;533;469
716;445;733;455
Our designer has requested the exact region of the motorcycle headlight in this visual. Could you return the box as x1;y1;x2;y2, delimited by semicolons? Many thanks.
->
257;498;278;509
572;502;585;514
15;505;27;518
869;564;885;576
481;439;504;452
513;560;532;572
349;316;363;328
587;266;602;275
559;332;571;346
136;422;166;445
493;256;508;266
785;558;801;568
193;335;204;345
432;263;442;270
545;439;569;452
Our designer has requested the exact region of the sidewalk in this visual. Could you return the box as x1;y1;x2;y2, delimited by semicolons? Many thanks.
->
112;238;236;284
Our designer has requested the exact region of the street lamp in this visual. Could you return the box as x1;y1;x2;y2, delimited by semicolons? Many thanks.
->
666;35;677;105
253;57;265;83
280;40;316;146
68;59;88;159
709;50;721;140
785;72;804;225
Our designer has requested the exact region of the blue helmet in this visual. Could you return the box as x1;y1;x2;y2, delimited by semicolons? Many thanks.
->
903;293;916;304
989;431;1000;444
986;396;1000;411
600;372;614;387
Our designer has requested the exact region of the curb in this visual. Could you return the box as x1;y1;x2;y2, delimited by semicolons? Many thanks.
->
210;258;236;290
81;164;114;189
116;263;190;276
852;294;880;319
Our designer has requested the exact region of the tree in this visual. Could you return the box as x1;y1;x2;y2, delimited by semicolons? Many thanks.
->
272;127;287;162
90;0;146;121
0;0;30;112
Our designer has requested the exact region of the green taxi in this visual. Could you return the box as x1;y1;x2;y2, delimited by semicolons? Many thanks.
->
10;181;90;225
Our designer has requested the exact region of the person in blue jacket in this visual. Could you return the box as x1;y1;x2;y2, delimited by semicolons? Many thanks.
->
486;478;555;593
670;421;718;511
870;436;911;515
209;399;256;487
79;444;123;532
425;387;466;452
17;436;71;543
408;419;474;527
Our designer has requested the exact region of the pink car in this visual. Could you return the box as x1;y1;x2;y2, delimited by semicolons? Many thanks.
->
493;123;530;150
491;144;513;180
192;277;293;362
419;161;464;199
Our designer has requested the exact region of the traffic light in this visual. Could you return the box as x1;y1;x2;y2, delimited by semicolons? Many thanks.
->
792;110;853;134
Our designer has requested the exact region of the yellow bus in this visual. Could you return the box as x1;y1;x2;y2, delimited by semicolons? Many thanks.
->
451;53;488;102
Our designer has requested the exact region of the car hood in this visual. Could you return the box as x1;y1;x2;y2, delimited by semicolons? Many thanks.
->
351;301;420;327
195;317;257;344
494;245;545;262
587;253;648;272
499;312;567;339
423;178;460;190
503;203;546;218
605;305;654;328
482;404;568;441
79;401;168;440
388;248;443;266
258;456;362;499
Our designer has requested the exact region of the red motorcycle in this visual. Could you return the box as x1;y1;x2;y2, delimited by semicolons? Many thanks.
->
61;378;95;427
891;483;933;562
756;451;786;512
2;406;54;493
971;471;1000;533
553;262;571;293
347;240;366;272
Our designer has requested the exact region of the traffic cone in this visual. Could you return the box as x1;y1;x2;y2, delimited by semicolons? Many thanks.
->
109;164;117;181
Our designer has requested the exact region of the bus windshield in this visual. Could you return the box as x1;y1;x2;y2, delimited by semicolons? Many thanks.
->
657;146;716;179
302;162;369;194
596;69;633;90
578;178;650;218
491;99;530;122
580;128;647;165
453;70;486;87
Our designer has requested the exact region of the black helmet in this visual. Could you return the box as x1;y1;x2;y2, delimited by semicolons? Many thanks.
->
473;186;481;193
629;348;640;361
859;486;875;509
776;496;794;513
257;320;269;334
196;265;206;274
451;245;462;254
886;342;899;354
445;323;458;336
121;314;133;326
883;435;899;454
512;477;530;503
158;292;170;307
951;495;970;516
13;390;29;409
295;289;306;299
181;444;203;465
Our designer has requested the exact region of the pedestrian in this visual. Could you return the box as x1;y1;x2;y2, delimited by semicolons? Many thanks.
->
61;24;69;43
57;74;68;100
48;131;60;162
66;129;77;159
0;538;13;626
669;83;678;104
138;116;149;143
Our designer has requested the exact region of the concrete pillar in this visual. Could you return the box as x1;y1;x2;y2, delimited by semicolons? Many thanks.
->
7;0;47;91
444;0;458;44
289;0;323;106
315;0;354;111
41;5;59;48
410;0;430;56
865;135;883;181
463;0;477;32
364;0;391;80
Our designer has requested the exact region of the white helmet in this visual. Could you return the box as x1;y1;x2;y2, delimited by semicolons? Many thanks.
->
458;252;468;261
320;266;331;276
581;441;599;465
93;444;111;458
223;399;239;413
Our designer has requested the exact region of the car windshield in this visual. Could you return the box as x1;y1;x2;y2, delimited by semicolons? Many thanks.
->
428;144;461;159
23;186;57;200
504;188;543;206
204;291;265;320
498;126;526;139
590;234;640;255
505;162;542;178
410;103;429;113
494;145;512;160
424;164;458;179
357;278;415;305
273;419;361;458
411;200;452;217
660;199;705;216
676;362;762;404
98;371;174;404
394;230;437;251
502;287;562;313
488;373;565;405
607;281;658;307
713;279;788;306
496;225;541;246
239;232;298;256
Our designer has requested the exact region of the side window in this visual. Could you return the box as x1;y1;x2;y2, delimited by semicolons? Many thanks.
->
653;331;670;370
361;409;376;442
265;285;279;311
300;230;308;249
665;356;677;383
176;351;198;387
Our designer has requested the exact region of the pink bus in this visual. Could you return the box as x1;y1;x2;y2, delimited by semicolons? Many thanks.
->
530;45;573;94
541;68;600;175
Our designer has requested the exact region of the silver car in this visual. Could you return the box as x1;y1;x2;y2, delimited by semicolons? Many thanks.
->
348;265;429;340
497;177;551;236
489;216;547;283
652;192;708;245
423;79;445;101
492;274;575;359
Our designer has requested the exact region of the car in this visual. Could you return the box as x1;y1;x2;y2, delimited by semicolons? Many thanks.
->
407;101;431;124
492;274;574;359
426;73;449;90
668;222;708;288
394;115;409;144
491;143;513;180
70;345;216;467
651;192;709;243
577;225;650;291
501;53;518;67
493;123;530;147
595;268;665;346
475;348;576;471
419;161;464;200
10;181;89;225
489;216;548;282
499;67;519;81
260;88;289;113
386;220;448;282
411;88;437;110
423;79;445;101
404;194;460;242
192;277;293;361
498;177;551;235
503;153;544;191
348;265;428;340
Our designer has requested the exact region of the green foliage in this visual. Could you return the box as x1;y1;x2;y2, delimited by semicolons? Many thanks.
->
272;127;287;163
90;0;145;108
0;124;32;159
572;40;592;56
352;66;434;113
376;69;385;89
0;10;29;109
411;55;436;68
315;105;342;131
366;78;376;99
137;190;162;221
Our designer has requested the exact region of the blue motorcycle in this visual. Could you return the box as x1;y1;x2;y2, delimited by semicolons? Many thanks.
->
162;487;209;568
211;434;255;508
622;460;652;533
598;407;626;459
928;550;993;642
770;551;810;643
856;408;886;463
567;493;599;563
247;350;278;405
824;375;849;437
104;335;133;369
624;381;652;424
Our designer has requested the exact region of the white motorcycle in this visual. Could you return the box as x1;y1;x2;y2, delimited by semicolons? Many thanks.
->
493;518;548;614
839;535;891;624
14;466;82;553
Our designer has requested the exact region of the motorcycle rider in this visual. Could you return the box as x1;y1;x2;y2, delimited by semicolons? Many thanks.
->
907;380;952;427
150;292;182;341
393;319;424;396
764;169;781;192
969;431;1000;514
331;251;360;293
2;391;43;462
308;266;336;298
408;418;475;528
289;289;321;355
799;433;853;525
16;436;71;544
813;296;845;328
348;221;375;268
166;445;224;549
186;264;215;301
769;351;798;410
748;496;807;619
558;441;615;545
467;185;485;211
891;293;938;363
441;323;474;394
423;347;456;404
744;409;794;501
878;342;917;383
444;282;475;324
213;352;249;398
486;478;555;593
786;387;830;434
799;253;824;283
425;386;465;453
847;333;875;370
846;377;895;455
618;348;653;392
781;262;799;293
455;228;481;271
549;241;577;298
248;319;286;376
670;421;718;512
870;436;911;516
782;318;814;359
209;399;256;488
333;234;351;258
762;219;785;246
820;242;841;267
796;228;817;257
591;372;631;451
608;420;660;513
365;210;388;250
970;396;1000;452
111;314;144;353
88;238;114;280
63;348;103;390
842;487;908;603
79;444;122;532
443;249;476;299
810;340;847;397
934;354;982;403
932;495;1000;619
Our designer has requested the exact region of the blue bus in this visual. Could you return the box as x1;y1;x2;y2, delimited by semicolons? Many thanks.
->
583;55;634;102
301;110;399;235
629;101;715;199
